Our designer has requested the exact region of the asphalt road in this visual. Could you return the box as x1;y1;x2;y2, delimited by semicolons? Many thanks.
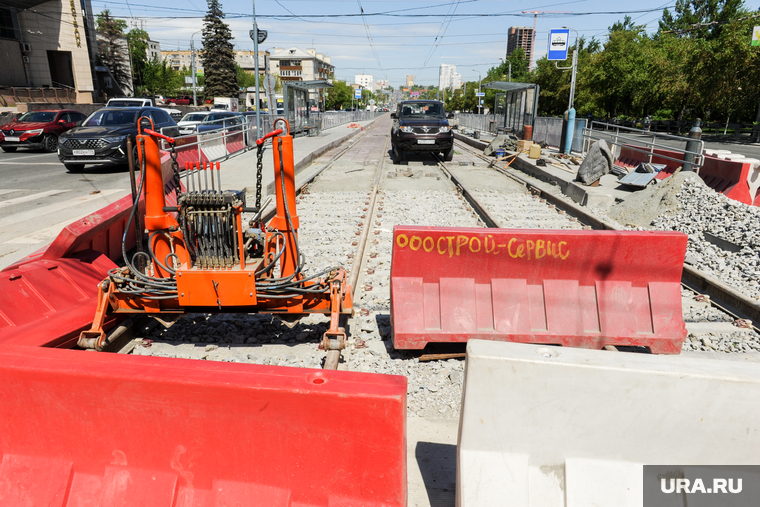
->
0;147;132;268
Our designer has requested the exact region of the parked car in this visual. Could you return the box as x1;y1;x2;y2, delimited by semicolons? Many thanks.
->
390;100;454;163
0;109;86;153
106;97;154;107
195;112;244;135
57;107;179;173
170;96;198;106
177;111;213;135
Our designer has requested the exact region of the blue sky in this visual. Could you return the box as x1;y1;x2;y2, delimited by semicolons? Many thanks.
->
90;0;759;88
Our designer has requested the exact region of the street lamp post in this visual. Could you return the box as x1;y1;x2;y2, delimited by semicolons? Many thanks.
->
191;29;202;107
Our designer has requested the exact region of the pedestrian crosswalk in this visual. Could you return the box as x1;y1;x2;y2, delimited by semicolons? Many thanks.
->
0;187;127;268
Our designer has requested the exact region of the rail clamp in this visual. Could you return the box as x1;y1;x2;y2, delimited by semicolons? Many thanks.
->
457;340;760;506
0;346;407;506
391;226;688;353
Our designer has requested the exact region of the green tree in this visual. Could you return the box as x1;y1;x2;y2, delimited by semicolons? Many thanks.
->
143;59;183;96
126;28;150;93
325;80;353;110
659;0;747;39
201;0;238;99
236;65;258;90
96;10;131;94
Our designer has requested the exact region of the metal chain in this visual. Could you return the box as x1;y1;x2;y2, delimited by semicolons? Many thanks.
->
255;143;264;213
169;142;181;202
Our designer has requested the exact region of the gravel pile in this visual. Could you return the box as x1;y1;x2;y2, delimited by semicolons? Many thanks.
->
651;177;760;300
681;332;760;353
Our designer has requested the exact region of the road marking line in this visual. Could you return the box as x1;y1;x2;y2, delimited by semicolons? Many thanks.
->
0;189;125;229
5;208;103;244
0;189;22;196
0;162;68;166
0;190;69;209
0;152;61;160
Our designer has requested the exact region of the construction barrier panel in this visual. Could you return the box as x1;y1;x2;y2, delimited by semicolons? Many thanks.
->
173;135;209;168
613;144;683;179
226;130;246;154
457;340;760;507
0;152;183;346
0;252;117;348
391;226;688;354
0;345;407;507
615;146;760;206
699;154;758;206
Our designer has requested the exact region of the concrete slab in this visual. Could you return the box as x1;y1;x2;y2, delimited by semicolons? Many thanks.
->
458;339;760;507
407;418;459;507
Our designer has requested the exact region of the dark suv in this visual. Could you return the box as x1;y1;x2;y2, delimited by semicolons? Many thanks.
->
390;100;454;163
57;107;178;172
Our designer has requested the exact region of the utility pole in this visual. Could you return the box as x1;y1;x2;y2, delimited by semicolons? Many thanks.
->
251;0;260;135
560;26;579;154
191;30;202;107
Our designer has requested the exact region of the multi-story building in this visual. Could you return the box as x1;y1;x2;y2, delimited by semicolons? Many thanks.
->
0;0;96;102
406;75;414;88
269;47;333;82
147;40;161;62
354;74;374;92
438;64;461;91
162;50;194;72
507;26;535;70
269;47;334;104
235;50;267;75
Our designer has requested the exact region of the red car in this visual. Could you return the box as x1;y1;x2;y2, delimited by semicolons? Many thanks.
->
169;96;197;106
0;109;87;153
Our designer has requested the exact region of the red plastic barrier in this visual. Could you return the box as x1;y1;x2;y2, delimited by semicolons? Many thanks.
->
391;226;688;354
0;345;407;506
173;135;209;168
614;144;684;179
699;155;755;205
0;251;117;348
226;130;246;154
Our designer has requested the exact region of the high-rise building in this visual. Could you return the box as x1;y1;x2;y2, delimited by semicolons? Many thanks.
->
506;26;535;71
406;75;414;88
439;64;462;90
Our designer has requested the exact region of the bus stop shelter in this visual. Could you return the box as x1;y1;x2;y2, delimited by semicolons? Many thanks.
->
282;80;333;134
482;82;540;136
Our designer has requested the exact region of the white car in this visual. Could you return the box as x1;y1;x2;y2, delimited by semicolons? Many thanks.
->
177;111;213;135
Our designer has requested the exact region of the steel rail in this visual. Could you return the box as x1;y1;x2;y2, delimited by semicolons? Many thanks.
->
256;117;385;369
454;139;760;333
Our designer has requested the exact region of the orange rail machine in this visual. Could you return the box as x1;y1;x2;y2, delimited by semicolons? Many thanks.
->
77;118;352;359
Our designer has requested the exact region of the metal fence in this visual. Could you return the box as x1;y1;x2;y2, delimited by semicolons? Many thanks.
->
455;113;506;134
531;117;587;153
160;110;382;164
582;121;704;171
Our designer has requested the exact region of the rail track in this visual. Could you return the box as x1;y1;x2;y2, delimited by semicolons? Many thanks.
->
453;139;760;336
133;117;760;395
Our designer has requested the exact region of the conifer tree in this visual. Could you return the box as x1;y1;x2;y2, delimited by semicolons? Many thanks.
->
201;0;238;99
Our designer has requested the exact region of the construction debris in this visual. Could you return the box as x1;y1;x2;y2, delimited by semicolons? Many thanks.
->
577;140;613;185
484;134;518;156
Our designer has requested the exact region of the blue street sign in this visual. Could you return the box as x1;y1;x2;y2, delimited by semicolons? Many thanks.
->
548;28;570;61
475;92;485;97
355;89;362;99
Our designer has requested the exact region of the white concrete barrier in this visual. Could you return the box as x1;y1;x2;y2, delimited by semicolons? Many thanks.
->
457;340;760;507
